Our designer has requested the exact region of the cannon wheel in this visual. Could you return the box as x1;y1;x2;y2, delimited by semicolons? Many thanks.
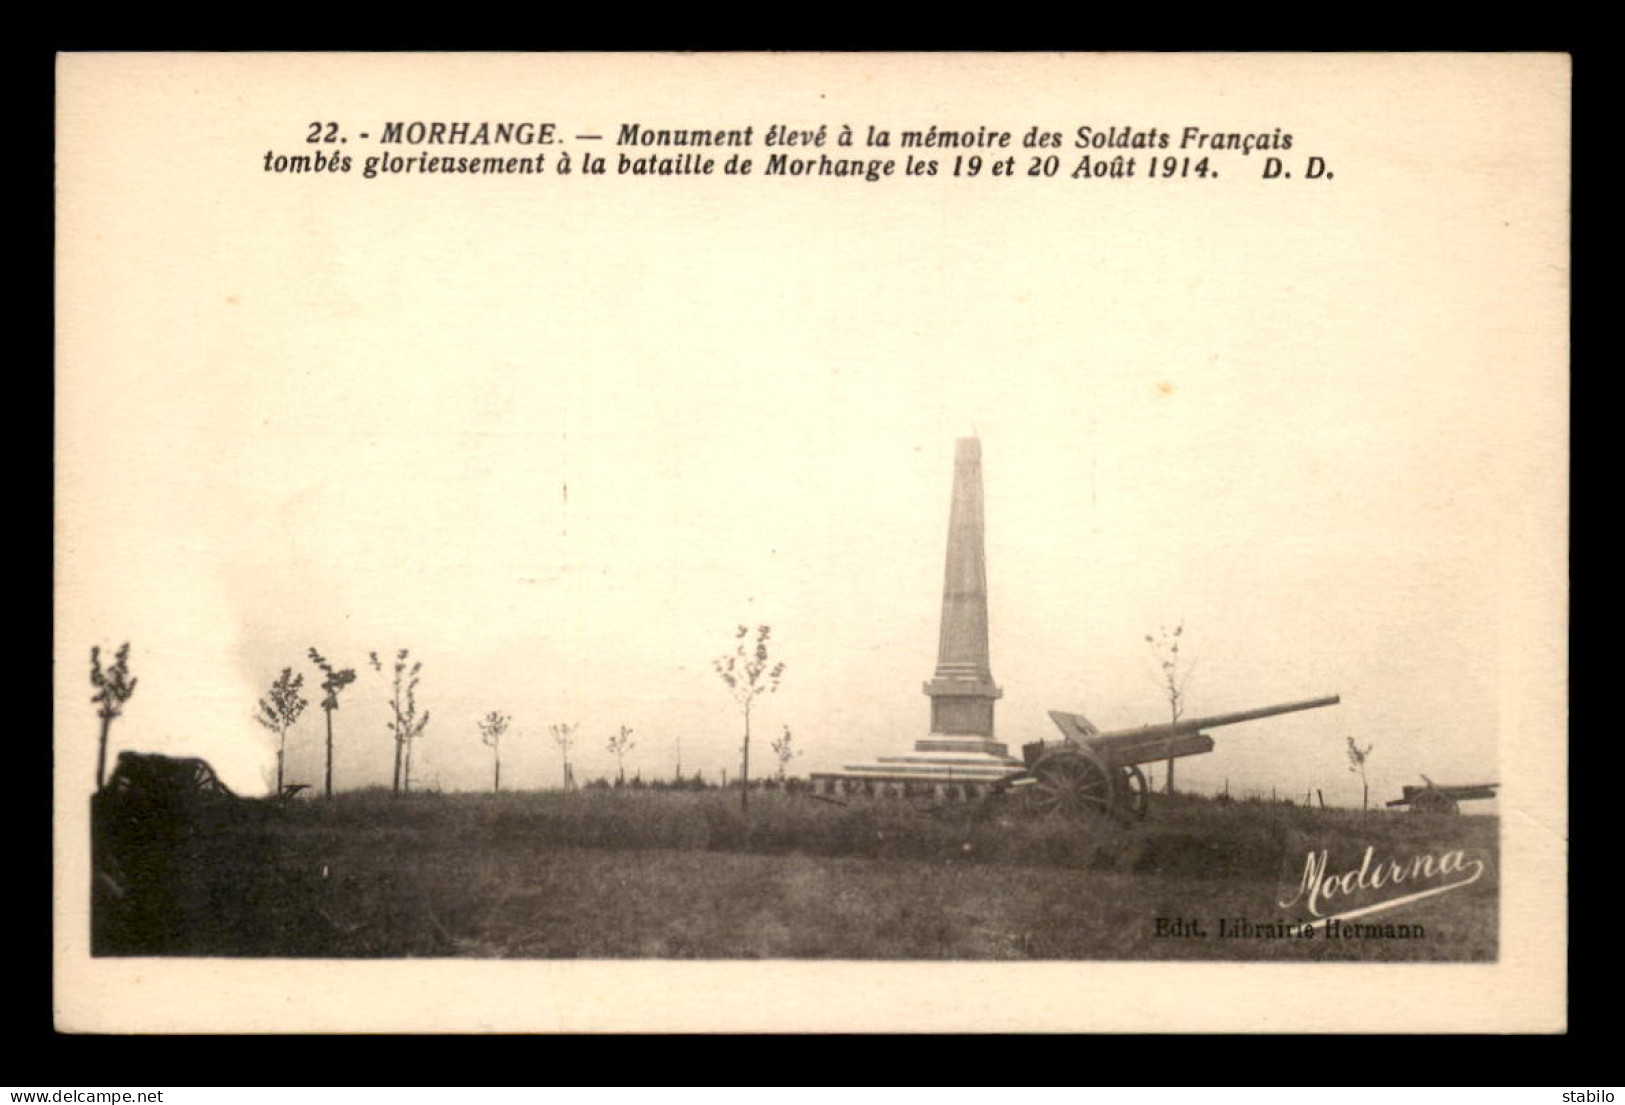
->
1411;789;1459;815
191;759;225;795
1025;748;1119;819
1120;763;1150;820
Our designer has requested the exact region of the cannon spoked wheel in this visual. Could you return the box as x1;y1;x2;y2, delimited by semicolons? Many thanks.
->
1025;749;1116;819
1411;789;1459;815
1120;764;1150;820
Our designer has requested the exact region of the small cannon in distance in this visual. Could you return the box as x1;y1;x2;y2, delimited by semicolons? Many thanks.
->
1385;775;1499;815
990;694;1342;820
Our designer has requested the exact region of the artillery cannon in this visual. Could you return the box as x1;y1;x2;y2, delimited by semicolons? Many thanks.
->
1385;775;1498;815
990;695;1341;820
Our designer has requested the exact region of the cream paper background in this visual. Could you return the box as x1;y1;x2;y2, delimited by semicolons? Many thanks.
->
54;53;1567;1033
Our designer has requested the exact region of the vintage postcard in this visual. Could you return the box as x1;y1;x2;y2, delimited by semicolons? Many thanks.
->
54;52;1569;1033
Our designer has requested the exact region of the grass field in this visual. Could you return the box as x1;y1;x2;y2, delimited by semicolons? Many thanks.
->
92;787;1498;960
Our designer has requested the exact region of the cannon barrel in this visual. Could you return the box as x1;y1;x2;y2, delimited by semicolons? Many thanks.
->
1094;694;1340;743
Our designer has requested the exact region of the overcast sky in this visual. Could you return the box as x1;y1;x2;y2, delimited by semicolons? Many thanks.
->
57;55;1566;811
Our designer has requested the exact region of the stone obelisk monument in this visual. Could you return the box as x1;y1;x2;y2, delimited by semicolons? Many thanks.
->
921;437;1005;752
811;437;1022;799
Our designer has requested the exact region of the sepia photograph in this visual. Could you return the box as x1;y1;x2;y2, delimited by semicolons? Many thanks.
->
54;52;1568;1032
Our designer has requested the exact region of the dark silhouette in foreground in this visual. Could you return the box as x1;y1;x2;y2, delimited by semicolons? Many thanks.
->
91;751;350;956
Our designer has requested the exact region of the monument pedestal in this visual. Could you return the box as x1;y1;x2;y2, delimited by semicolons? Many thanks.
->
810;740;1022;800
